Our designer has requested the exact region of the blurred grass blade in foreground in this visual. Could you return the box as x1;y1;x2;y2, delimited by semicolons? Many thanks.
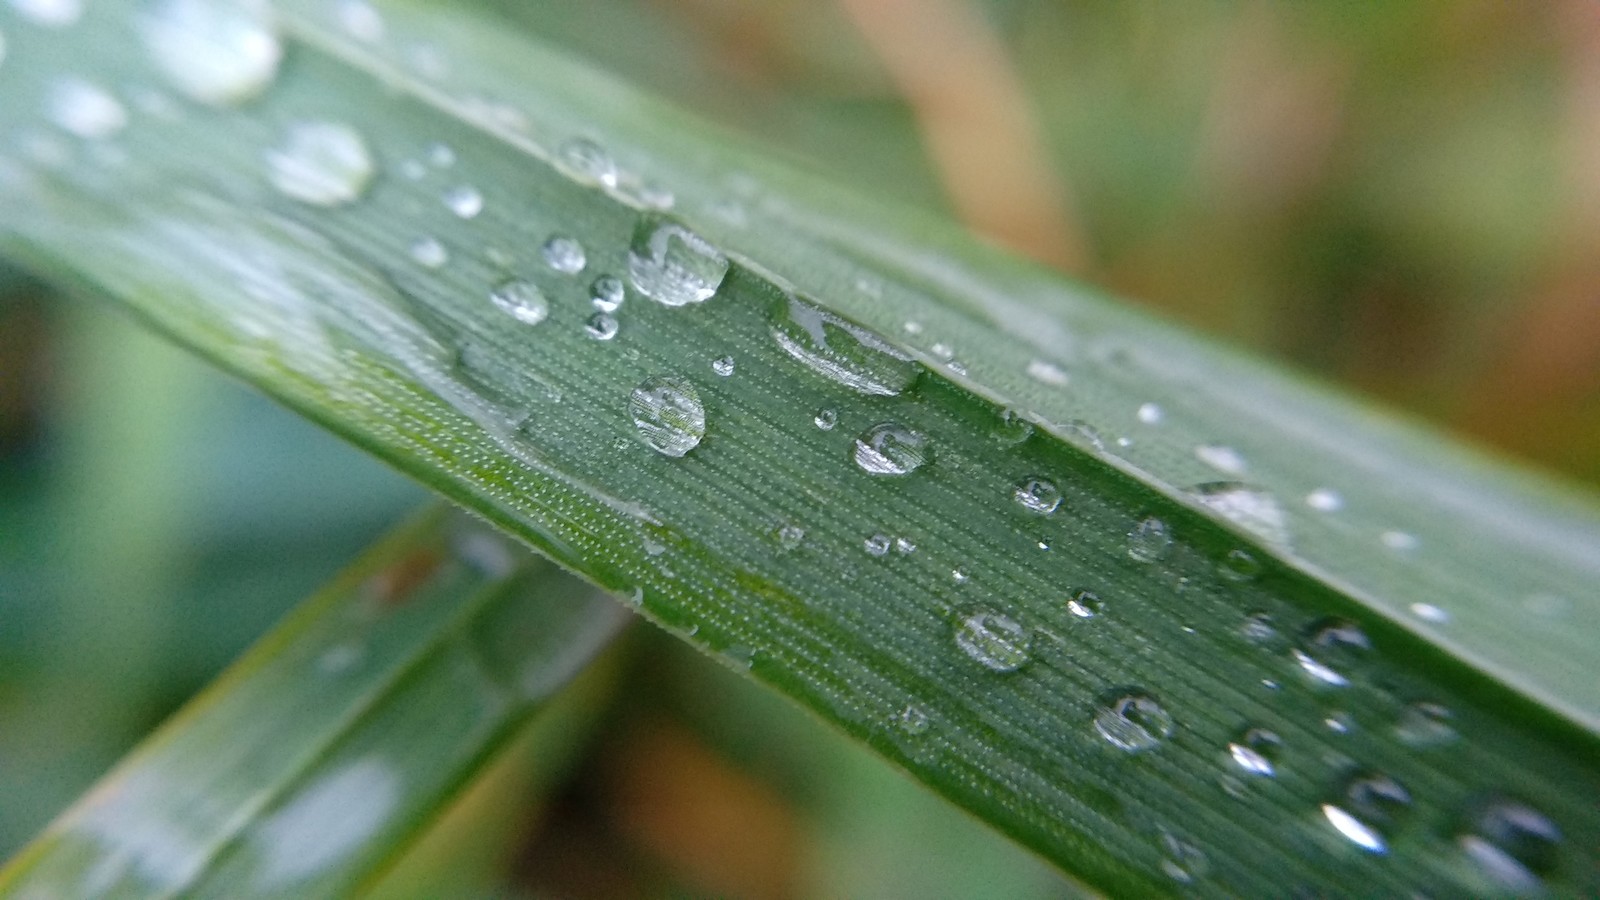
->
0;1;1597;895
0;507;630;898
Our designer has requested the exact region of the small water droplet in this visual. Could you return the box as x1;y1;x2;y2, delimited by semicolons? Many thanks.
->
556;136;618;188
1066;589;1101;619
628;374;704;457
47;78;127;139
1393;701;1456;748
852;422;931;476
427;142;455;167
627;216;727;306
1137;402;1163;425
1093;690;1175;752
903;320;924;335
9;0;80;27
266;121;374;207
775;524;804;550
1239;611;1277;643
1409;602;1449;624
950;568;969;583
409;236;448;268
1127;517;1172;563
587;274;625;312
1195;443;1248;475
1026;358;1069;386
139;0;281;107
953;610;1031;672
336;0;384;42
1322;771;1411;854
1062;419;1105;451
993;409;1033;445
710;355;734;377
442;184;482;218
812;408;837;431
1227;727;1282;777
772;293;919;396
1293;618;1370;687
1188;482;1290;545
1012;476;1062;515
585;312;618;341
633;181;675;210
1218;548;1263;581
1324;711;1355;734
1381;530;1420;551
1306;488;1344;512
1458;800;1562;891
864;534;891;556
895;704;930;735
1159;831;1209;884
489;279;548;325
541;235;586;274
894;537;916;555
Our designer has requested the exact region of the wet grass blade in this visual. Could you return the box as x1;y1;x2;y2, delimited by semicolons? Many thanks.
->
0;506;630;897
0;1;1597;894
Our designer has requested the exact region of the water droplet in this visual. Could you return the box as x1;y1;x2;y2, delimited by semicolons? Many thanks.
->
1306;488;1343;512
895;704;930;735
627;216;727;306
1195;443;1248;475
1159;832;1209;884
1393;701;1456;748
489;279;548;325
541;235;586;274
266;121;374;207
1458;800;1562;891
1093;690;1175;752
1381;530;1420;551
1227;727;1282;777
628;374;704;457
9;0;80;28
864;534;891;556
812;408;837;431
47;78;127;139
1012;476;1062;515
1239;611;1277;643
1409;602;1449;624
1062;419;1105;451
587;274;625;312
1188;482;1290;545
772;293;919;396
139;0;281;107
993;409;1033;445
633;181;675;210
711;355;735;377
1136;402;1164;425
409;236;448;268
1127;517;1172;563
556;136;618;188
1293;618;1370;687
1321;771;1411;854
427;142;455;167
585;312;618;341
1218;548;1263;581
852;422;931;476
950;568;969;583
336;0;384;42
1324;711;1355;734
953;610;1031;672
1066;589;1102;619
894;537;916;555
1024;358;1068;386
775;524;804;550
442;184;482;219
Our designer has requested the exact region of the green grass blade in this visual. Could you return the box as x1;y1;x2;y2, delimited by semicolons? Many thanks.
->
0;2;1596;894
0;506;630;898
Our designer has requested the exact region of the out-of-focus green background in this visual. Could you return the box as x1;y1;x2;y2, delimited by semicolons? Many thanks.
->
3;1;1596;896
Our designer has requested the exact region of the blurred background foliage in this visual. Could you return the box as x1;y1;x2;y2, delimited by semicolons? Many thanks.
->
2;0;1595;895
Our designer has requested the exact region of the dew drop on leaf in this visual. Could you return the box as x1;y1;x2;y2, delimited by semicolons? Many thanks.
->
953;610;1031;672
1306;487;1343;512
585;312;618;341
710;355;734;377
589;274;624;312
489;279;548;326
1026;358;1068;386
1012;476;1062;515
774;524;804;551
47;77;126;140
1126;516;1172;563
1066;589;1102;619
1093;690;1175;752
627;216;727;307
541;235;586;274
442;184;482;219
556;136;618;188
1227;727;1282;777
1137;402;1163;425
852;422;930;476
1293;618;1370;688
813;408;837;431
1188;481;1290;545
895;704;930;735
139;0;281;107
771;293;919;396
1321;771;1411;854
993;408;1033;445
628;374;704;457
409;236;448;269
863;534;891;556
1195;443;1248;475
266;122;374;207
1393;701;1456;748
1458;799;1562;892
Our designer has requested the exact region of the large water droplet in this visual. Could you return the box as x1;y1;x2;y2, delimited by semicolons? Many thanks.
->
541;235;586;274
1188;482;1290;545
1127;517;1172;563
771;293;919;396
489;279;548;325
953;610;1031;672
47;78;127;139
589;275;624;312
1012;476;1062;515
556;137;618;188
265;121;374;207
1227;727;1282;777
9;0;81;28
1321;771;1411;854
1293;618;1370;687
627;216;727;306
1458;800;1562;892
139;0;282;107
628;374;705;457
1393;701;1456;748
852;422;930;476
443;184;482;219
1094;690;1175;752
